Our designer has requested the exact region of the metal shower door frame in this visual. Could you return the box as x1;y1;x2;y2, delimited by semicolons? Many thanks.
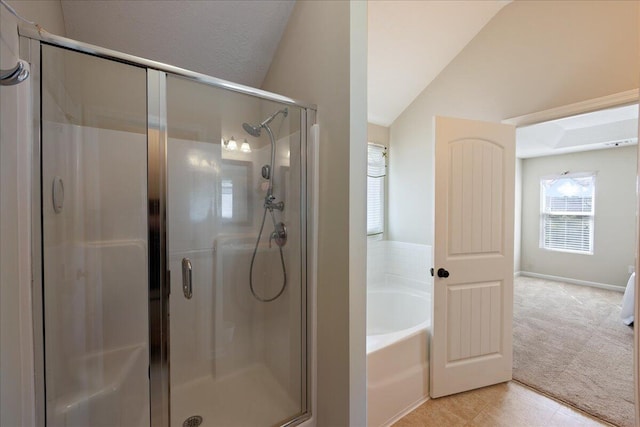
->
24;28;315;427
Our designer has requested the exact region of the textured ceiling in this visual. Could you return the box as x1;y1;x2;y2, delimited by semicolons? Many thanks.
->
60;0;510;128
368;0;509;126
60;0;295;88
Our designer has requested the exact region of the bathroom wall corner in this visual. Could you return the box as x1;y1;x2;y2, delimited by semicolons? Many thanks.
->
261;0;368;425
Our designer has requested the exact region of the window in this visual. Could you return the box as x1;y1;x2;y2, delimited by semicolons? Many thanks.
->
219;160;252;224
221;179;233;219
367;143;387;236
540;173;595;254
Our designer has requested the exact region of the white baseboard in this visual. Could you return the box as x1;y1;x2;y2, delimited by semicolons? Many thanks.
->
514;271;522;278
519;271;625;293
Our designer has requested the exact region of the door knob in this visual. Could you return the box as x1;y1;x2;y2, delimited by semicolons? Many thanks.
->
437;268;450;278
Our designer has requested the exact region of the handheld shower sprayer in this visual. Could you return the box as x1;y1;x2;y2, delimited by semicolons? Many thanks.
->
243;108;289;302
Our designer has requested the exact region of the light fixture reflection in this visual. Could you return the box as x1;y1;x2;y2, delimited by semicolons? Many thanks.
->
240;139;252;153
227;137;238;151
187;153;218;173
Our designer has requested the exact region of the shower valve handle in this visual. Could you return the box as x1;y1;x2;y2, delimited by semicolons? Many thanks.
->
264;196;284;211
269;222;287;248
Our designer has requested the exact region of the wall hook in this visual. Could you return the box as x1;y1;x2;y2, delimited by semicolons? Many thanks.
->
1;60;29;86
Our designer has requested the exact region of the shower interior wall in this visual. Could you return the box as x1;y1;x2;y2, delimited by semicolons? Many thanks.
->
40;46;150;426
1;1;325;425
39;46;304;425
166;78;303;407
168;83;301;408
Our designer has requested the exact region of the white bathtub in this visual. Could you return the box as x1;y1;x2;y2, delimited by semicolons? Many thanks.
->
367;287;430;427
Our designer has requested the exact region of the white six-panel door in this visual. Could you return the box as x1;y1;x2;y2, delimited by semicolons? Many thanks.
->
431;116;515;398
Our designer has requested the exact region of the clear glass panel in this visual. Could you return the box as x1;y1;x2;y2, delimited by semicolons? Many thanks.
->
41;45;149;426
167;75;305;426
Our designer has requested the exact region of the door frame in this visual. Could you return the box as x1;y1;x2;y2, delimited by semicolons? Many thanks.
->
503;88;640;424
25;30;317;427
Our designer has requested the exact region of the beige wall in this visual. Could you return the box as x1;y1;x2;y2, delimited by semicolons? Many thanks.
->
521;146;637;288
0;1;65;424
388;0;640;245
1;7;30;425
9;0;66;36
368;122;389;146
262;1;368;425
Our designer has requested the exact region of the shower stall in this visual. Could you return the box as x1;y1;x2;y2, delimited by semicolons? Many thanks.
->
25;29;315;427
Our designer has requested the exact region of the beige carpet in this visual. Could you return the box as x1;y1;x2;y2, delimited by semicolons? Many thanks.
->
513;276;634;427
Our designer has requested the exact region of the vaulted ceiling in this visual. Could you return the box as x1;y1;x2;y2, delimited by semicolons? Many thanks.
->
60;0;295;88
367;0;510;126
48;0;639;151
58;0;511;128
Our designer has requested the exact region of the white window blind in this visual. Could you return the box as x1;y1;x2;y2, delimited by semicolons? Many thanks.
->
540;173;595;254
221;179;233;219
367;143;386;236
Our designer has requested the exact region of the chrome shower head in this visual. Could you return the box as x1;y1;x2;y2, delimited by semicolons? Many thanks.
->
242;122;261;137
242;108;289;138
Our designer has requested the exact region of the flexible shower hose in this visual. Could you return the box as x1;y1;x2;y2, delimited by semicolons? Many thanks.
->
249;206;287;302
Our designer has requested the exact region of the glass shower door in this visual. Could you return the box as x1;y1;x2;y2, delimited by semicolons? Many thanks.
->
166;75;307;426
40;45;150;426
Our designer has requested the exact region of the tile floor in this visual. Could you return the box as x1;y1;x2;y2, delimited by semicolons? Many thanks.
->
392;381;611;427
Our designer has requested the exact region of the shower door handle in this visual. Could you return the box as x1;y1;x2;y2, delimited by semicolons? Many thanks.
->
182;258;193;299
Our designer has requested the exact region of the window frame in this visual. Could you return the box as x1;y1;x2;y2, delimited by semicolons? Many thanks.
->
367;142;387;237
539;172;596;255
